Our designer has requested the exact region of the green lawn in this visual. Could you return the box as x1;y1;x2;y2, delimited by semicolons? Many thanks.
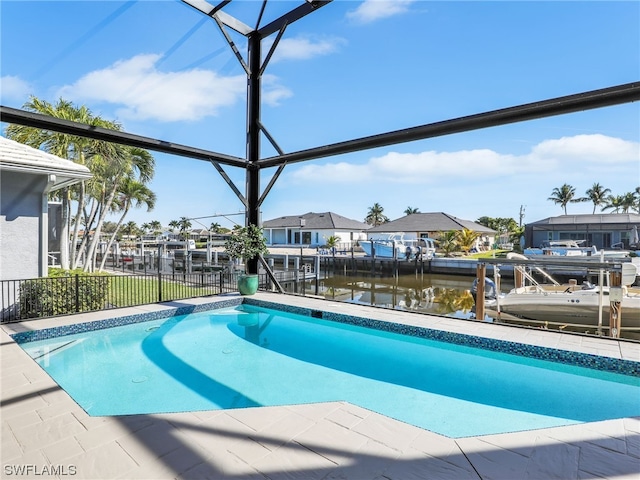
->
106;275;219;307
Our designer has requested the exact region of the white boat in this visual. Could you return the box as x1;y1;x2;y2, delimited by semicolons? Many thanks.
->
360;233;436;260
489;284;640;328
524;240;630;259
485;258;640;330
524;239;591;257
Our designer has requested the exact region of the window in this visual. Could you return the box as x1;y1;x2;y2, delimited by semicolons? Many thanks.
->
559;232;587;241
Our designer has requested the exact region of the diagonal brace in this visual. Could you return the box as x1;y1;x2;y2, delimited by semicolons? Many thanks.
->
209;160;247;207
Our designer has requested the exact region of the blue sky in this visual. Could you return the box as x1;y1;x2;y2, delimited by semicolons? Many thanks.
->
2;0;639;230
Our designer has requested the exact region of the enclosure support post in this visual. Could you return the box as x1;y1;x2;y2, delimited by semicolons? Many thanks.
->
246;32;261;275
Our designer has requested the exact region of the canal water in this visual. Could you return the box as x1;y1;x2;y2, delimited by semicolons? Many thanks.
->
316;272;513;321
310;272;636;340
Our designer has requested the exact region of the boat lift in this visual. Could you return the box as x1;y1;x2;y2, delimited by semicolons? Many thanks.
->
477;256;638;338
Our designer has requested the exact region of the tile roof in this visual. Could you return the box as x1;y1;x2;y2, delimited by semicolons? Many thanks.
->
263;212;371;230
367;212;496;233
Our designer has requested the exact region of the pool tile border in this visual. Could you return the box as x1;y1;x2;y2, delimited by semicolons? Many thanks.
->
10;298;243;344
10;297;639;377
243;298;640;377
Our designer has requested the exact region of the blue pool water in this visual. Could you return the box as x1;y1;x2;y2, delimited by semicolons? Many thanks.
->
20;304;640;438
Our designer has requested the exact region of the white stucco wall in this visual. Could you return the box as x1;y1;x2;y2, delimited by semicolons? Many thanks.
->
265;227;368;246
1;171;46;280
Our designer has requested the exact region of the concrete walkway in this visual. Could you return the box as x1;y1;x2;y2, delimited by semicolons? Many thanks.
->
2;293;639;479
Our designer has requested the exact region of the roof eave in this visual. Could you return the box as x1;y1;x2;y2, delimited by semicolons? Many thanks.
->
0;162;92;191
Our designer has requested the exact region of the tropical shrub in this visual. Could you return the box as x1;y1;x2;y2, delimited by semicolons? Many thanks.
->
19;269;110;318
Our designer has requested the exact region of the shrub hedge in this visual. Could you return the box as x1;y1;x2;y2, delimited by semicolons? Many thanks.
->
19;269;110;318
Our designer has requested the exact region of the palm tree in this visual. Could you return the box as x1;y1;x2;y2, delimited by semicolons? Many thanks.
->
98;179;157;270
5;97;103;269
620;192;637;213
634;187;640;214
456;228;481;254
168;220;180;233
602;195;624;213
83;145;155;271
121;221;139;239
5;96;157;272
437;230;459;257
364;203;389;226
170;217;192;240
584;183;611;214
404;207;420;215
149;220;163;235
548;184;578;215
325;235;341;258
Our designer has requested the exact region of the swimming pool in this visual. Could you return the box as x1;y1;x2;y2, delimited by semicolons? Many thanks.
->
14;298;640;438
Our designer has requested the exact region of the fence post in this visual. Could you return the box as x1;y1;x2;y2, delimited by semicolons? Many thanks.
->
158;268;163;303
475;263;486;321
75;274;80;313
609;270;622;338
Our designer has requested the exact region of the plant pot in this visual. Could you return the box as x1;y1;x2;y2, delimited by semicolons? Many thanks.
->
237;274;259;295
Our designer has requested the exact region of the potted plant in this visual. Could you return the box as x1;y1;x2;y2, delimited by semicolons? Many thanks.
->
224;224;268;295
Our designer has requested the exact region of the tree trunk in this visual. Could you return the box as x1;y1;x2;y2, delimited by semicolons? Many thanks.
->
98;205;130;271
72;199;98;270
70;181;85;268
59;189;70;270
84;184;118;272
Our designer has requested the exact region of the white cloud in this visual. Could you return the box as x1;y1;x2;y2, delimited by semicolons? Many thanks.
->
289;134;639;185
56;54;246;122
272;35;346;62
262;74;293;107
291;161;371;183
531;134;638;163
346;0;416;24
0;75;32;102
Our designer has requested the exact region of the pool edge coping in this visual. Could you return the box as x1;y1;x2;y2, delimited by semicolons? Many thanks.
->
8;294;640;377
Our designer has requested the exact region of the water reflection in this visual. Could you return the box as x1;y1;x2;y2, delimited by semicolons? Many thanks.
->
319;273;507;320
236;311;274;346
314;273;638;340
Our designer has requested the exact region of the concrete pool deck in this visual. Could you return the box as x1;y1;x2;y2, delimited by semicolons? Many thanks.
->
2;292;639;479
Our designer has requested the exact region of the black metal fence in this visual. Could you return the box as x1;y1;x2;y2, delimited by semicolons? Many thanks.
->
1;265;321;323
1;271;247;323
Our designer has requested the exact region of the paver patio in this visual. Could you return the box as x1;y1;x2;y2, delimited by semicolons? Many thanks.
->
2;293;639;479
